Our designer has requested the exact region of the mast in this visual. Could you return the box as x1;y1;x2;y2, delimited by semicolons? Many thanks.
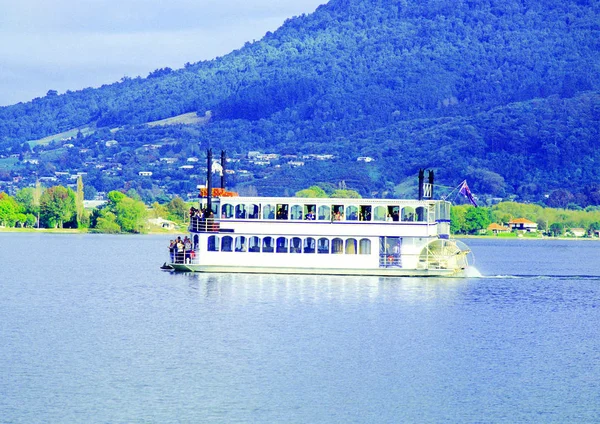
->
220;150;226;189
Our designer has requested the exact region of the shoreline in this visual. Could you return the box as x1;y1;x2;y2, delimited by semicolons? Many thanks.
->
0;227;178;235
1;227;597;240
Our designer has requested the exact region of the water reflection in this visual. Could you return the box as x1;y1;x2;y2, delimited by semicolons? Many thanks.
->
174;272;472;304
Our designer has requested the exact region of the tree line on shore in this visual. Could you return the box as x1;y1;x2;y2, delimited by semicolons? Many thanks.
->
0;181;196;233
451;202;600;237
2;183;600;236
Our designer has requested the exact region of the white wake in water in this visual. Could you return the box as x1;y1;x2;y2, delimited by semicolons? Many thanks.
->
463;267;483;278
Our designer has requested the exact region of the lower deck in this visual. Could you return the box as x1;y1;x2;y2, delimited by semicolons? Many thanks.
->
168;232;470;276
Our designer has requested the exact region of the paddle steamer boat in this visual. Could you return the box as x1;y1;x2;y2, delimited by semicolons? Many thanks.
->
167;151;471;276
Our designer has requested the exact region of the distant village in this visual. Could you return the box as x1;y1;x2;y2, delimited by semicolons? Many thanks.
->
0;135;376;201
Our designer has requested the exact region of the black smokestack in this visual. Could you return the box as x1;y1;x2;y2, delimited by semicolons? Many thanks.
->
207;148;213;213
428;170;434;199
418;169;424;200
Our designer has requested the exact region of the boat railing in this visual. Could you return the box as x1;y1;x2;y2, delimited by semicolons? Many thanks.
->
189;216;220;233
379;253;402;268
170;247;201;265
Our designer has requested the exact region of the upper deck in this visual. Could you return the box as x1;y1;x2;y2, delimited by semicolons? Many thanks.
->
190;196;452;238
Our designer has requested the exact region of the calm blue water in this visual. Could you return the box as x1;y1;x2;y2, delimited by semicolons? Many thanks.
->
1;234;599;423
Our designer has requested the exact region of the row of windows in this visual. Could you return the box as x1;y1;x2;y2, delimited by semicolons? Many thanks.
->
207;235;372;255
216;203;431;222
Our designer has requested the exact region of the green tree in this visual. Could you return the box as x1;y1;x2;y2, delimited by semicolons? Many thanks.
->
587;221;600;237
167;196;188;221
40;186;76;228
0;192;22;227
76;175;85;227
97;190;148;233
450;205;468;234
94;211;121;234
295;186;328;198
15;187;39;216
115;197;147;233
151;201;169;219
464;207;491;234
549;222;564;237
330;189;362;198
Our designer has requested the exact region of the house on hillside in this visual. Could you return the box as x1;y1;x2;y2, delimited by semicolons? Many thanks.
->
508;218;537;232
148;217;176;230
487;223;510;234
568;227;586;237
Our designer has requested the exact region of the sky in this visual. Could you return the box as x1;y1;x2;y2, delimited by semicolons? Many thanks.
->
0;0;327;107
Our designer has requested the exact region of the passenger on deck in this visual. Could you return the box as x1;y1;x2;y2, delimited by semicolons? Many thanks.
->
169;240;176;262
305;210;315;220
176;237;184;263
184;236;192;262
277;208;288;220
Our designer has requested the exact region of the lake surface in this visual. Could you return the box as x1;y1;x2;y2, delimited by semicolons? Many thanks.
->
1;233;599;423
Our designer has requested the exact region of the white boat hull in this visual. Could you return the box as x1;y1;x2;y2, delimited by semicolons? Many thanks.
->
169;263;465;277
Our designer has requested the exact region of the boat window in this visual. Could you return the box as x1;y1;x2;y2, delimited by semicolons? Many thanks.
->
207;235;219;251
304;205;316;220
276;204;288;220
345;205;358;221
290;237;302;253
373;206;387;221
193;234;199;250
263;204;276;220
290;205;303;220
345;238;357;254
318;205;331;221
359;238;371;254
248;204;260;219
221;204;234;219
317;238;329;254
416;206;427;222
276;237;288;253
401;207;415;222
332;238;344;254
383;237;401;255
221;236;233;252
359;205;372;221
389;206;400;221
210;201;219;217
436;201;451;222
235;236;246;252
235;204;247;219
249;236;261;252
262;236;275;253
303;237;316;253
332;205;344;221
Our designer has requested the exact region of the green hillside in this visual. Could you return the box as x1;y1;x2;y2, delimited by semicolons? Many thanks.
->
0;0;599;202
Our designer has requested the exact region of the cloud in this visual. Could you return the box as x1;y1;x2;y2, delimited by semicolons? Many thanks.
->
0;0;326;106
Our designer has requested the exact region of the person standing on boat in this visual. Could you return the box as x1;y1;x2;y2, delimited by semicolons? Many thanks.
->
184;236;192;263
176;237;184;263
169;240;176;263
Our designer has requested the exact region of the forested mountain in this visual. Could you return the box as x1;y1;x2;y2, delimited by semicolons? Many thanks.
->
1;0;599;202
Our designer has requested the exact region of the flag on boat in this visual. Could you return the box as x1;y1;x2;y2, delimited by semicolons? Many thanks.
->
459;180;478;207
